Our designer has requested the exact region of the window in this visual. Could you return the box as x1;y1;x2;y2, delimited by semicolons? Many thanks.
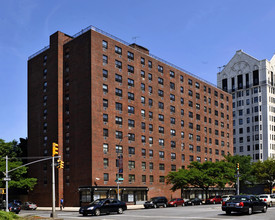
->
158;89;164;97
159;139;164;146
103;114;108;122
141;57;145;65
171;141;176;149
141;135;146;143
188;90;193;96
115;102;122;111
158;163;165;171
171;153;176;160
103;55;108;64
103;69;108;78
115;74;122;83
141;149;146;157
128;119;135;127
149;150;153;158
128;92;134;100
128;78;134;87
148;61;152;68
158;77;163;85
141;122;146;130
141;70;145;78
141;83;145;91
170;71;175;78
116;145;123;154
103;144;109;154
128;161;135;169
115;88;122;97
149;86;152;93
128;133;135;141
181;98;184;105
128;106;135;114
103;84;108;93
170;94;175;101
102;40;108;49
158;65;163;73
170;117;175;124
115;46;122;55
159;126;164;134
103;99;108;108
149;125;153;132
149;111;153;119
129;174;135;182
103;158;109;167
170;105;175;113
128;51;134;60
128;65;134;73
104;173;109;181
159;151;164;158
128;147;135;155
171;129;176;136
188;79;193;85
103;128;108;137
170;82;175;90
141;96;145;104
180;86;184;93
115;60;122;69
142;175;146;182
180;75;184;82
159;114;164;121
195;82;200;88
115;131;122;140
148;73;152;81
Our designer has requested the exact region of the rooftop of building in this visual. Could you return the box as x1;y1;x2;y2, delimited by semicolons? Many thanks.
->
29;25;223;90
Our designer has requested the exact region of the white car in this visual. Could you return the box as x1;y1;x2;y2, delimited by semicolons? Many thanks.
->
221;195;232;202
258;194;275;207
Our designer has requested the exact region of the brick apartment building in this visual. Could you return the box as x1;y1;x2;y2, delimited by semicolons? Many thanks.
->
27;26;233;207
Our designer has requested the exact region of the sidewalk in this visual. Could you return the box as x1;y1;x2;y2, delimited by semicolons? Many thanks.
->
37;204;144;212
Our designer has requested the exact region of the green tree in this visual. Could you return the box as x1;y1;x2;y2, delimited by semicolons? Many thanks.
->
188;161;217;199
0;139;37;191
166;168;190;197
224;154;255;190
251;159;275;194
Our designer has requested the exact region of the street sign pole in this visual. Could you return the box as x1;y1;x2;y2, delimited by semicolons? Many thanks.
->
237;169;240;195
51;155;57;218
5;156;8;212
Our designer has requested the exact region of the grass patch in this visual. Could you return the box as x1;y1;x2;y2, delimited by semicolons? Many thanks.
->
0;210;20;219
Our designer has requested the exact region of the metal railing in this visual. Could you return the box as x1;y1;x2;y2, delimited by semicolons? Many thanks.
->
28;25;219;88
28;45;49;60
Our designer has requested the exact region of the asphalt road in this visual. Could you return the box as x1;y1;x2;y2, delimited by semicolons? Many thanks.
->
19;204;275;220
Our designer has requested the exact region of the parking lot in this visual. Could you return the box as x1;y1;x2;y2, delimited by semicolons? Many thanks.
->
19;204;275;220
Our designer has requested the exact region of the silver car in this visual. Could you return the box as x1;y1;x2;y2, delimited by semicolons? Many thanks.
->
222;195;232;202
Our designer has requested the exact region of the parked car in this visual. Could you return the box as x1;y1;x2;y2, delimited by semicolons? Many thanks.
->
8;203;21;214
258;194;275;207
222;195;233;202
184;198;202;206
22;201;37;210
206;195;222;204
144;197;168;208
168;198;184;207
79;198;127;216
11;200;22;207
222;195;268;215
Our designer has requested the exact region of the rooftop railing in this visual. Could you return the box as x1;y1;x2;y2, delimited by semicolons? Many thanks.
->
28;25;218;88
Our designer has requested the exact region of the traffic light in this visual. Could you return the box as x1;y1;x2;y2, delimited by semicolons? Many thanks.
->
236;163;240;171
57;159;64;169
52;142;59;157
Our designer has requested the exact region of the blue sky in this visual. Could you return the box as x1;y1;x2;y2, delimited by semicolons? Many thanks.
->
1;0;275;142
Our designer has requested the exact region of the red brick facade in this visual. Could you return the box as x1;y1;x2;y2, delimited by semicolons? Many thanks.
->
28;27;233;207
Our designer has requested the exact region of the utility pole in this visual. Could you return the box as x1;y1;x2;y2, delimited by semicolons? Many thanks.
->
236;163;240;195
5;156;9;212
51;142;59;218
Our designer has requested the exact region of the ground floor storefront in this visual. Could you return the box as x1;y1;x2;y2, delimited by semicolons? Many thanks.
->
79;186;149;206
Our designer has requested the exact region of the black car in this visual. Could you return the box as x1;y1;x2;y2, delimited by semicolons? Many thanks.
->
144;197;168;208
79;198;127;216
184;198;203;206
222;195;268;215
8;202;21;214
